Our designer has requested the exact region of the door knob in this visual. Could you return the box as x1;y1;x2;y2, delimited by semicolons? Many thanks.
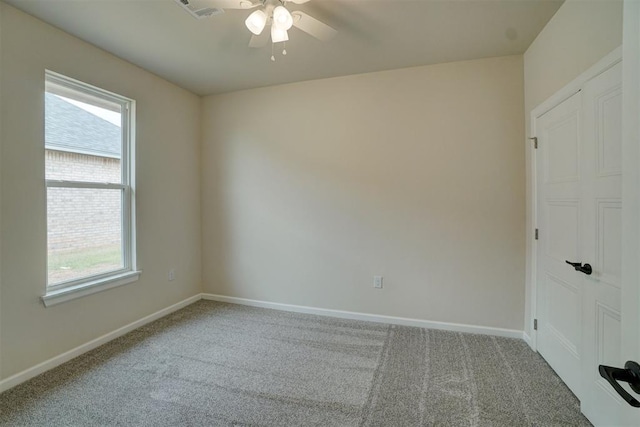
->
565;260;593;275
599;361;640;408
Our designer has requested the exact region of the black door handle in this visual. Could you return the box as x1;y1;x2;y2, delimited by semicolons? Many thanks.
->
565;260;593;275
599;361;640;408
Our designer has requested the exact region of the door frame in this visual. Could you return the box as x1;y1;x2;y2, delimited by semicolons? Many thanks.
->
526;46;622;352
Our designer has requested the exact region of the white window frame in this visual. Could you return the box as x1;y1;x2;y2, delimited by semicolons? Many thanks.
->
42;71;139;307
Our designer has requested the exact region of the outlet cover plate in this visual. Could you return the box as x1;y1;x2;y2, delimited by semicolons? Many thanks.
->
373;276;383;289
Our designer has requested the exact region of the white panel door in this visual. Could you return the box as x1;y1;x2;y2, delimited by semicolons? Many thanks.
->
584;3;640;425
537;52;640;425
536;91;584;398
535;9;640;422
580;62;626;425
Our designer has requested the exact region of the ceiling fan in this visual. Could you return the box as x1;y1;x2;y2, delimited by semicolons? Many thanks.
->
176;0;337;58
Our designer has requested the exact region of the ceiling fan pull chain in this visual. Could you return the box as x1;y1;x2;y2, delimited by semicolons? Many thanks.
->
271;42;276;62
283;41;287;55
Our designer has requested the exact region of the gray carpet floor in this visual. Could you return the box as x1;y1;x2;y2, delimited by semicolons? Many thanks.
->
0;300;591;426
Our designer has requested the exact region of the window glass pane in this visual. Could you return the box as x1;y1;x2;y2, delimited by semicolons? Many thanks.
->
45;93;122;183
47;187;123;286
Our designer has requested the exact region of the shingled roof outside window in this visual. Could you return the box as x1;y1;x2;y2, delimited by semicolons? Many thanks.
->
45;92;121;159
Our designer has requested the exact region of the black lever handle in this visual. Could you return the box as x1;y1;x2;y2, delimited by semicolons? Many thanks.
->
565;260;592;275
599;361;640;408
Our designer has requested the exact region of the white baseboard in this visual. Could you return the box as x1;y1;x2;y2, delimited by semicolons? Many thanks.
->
0;292;526;393
202;293;524;339
523;332;535;350
0;294;201;393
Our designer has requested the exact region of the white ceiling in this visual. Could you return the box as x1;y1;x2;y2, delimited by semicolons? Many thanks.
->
4;0;563;96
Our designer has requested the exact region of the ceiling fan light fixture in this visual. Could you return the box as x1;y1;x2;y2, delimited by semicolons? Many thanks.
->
272;5;293;30
245;9;267;35
271;25;289;43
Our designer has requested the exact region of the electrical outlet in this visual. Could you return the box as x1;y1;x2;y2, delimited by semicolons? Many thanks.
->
168;269;175;281
373;276;383;289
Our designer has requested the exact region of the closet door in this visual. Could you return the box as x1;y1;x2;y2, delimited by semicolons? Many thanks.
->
579;62;625;426
535;90;584;398
534;58;640;426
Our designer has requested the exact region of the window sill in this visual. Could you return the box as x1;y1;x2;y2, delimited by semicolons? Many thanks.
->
41;270;142;307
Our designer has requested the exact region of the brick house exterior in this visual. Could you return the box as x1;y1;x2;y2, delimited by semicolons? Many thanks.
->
45;93;122;254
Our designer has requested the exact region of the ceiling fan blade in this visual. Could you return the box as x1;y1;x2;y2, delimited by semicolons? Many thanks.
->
249;32;269;48
291;11;337;42
202;0;259;9
288;0;311;4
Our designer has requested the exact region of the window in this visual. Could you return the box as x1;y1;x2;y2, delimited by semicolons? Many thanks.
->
42;71;138;306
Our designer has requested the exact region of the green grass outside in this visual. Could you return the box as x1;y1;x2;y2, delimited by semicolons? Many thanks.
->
48;245;122;284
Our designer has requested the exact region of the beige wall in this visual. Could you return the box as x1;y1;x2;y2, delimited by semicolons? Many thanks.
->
0;4;202;379
201;55;525;330
523;0;623;337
